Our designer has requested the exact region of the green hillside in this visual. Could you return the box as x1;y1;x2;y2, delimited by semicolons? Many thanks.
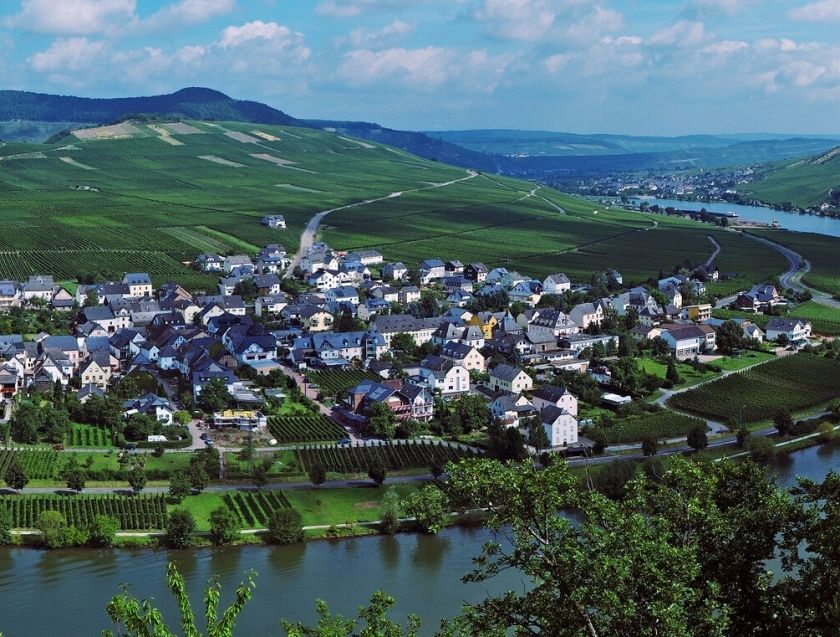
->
0;119;785;291
738;146;840;209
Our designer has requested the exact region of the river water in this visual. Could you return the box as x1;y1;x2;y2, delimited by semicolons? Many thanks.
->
2;443;839;637
635;198;840;238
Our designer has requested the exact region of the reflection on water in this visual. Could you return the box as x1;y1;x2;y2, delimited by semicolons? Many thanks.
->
3;444;840;637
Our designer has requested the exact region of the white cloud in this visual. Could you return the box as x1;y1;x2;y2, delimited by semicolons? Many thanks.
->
29;37;108;72
341;20;415;48
8;0;135;36
692;0;753;15
790;0;840;21
702;39;748;56
141;0;234;30
316;0;421;17
218;20;308;59
544;53;571;74
648;20;706;47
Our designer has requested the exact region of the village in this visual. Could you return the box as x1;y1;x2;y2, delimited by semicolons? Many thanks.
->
0;214;817;460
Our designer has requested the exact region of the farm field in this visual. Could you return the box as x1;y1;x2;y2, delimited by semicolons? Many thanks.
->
267;414;347;443
738;153;840;208
306;369;383;397
0;118;789;290
667;354;840;424
749;229;840;296
295;440;478;474
0;448;60;480
222;490;291;528
1;493;168;529
597;411;706;444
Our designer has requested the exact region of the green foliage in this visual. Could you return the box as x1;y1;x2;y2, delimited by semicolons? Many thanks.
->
103;562;256;637
404;485;448;534
268;414;346;443
87;514;120;547
209;505;242;545
295;441;474;475
0;505;12;545
127;465;147;495
189;464;210;493
282;592;420;637
687;424;709;451
267;507;304;545
595;410;704;444
3;458;29;491
308;462;326;486
198;378;232;414
368;402;396;440
222;491;291;527
168;470;192;503
35;510;87;549
367;460;387;487
1;494;168;529
166;509;197;549
641;435;658;457
379;487;401;535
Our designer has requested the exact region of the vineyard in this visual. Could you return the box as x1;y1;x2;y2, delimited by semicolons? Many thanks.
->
668;354;840;424
267;414;347;443
306;369;383;397
295;441;478;474
68;423;112;448
0;494;168;529
597;411;706;444
222;491;291;528
0;448;61;480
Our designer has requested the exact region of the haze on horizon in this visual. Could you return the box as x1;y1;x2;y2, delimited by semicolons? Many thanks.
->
1;0;839;136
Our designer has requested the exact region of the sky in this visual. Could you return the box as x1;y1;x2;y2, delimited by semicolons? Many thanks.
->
1;0;840;135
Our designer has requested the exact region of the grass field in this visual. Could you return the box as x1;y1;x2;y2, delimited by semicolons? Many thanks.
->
598;411;706;444
668;354;840;424
284;483;421;527
0;119;788;290
738;153;840;208
714;303;840;336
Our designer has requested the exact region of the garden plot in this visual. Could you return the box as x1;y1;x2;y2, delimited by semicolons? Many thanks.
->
251;130;281;141
225;130;261;144
198;154;245;168
59;156;96;170
165;122;203;135
73;122;142;140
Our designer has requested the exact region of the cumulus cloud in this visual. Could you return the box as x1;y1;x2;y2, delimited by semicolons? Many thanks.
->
316;0;423;17
790;0;840;21
648;20;706;47
29;37;108;72
141;0;235;30
8;0;135;36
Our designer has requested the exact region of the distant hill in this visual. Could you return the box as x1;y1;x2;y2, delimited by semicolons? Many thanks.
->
738;145;840;209
0;87;304;129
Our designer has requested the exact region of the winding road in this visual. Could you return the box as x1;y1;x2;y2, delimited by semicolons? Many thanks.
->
283;170;478;278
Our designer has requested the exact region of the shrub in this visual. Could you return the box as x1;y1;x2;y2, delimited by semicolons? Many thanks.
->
817;421;836;444
748;437;776;461
368;460;387;487
379;487;401;535
308;462;326;486
166;509;197;549
267;508;303;545
209;505;242;545
87;515;120;547
36;510;87;549
168;470;191;503
0;505;12;545
404;485;448;534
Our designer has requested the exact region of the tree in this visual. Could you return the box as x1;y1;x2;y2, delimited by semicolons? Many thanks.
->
379;487;401;535
429;458;445;480
665;357;682;385
103;563;255;637
716;320;745;354
686;424;708;452
168;470;191;502
282;592;420;637
308;462;327;486
526;416;550;452
65;466;87;492
641;435;658;457
166;509;197;549
3;459;28;491
127;465;147;495
198;377;232;414
736;425;751;448
389;332;416;358
591;459;636;500
367;460;387;487
0;505;11;545
9;403;39;444
87;515;120;547
817;421;836;443
209;506;242;545
404;484;448;534
748;435;775;461
774;409;793;437
590;428;608;455
368;402;396;439
267;508;303;545
36;510;86;549
189;464;210;493
250;458;272;489
651;336;670;358
452;395;490;434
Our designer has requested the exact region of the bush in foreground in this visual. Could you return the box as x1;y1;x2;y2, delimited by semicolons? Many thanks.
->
166;509;196;549
267;507;303;545
210;505;242;546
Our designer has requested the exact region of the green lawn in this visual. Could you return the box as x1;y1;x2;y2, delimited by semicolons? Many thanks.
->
171;493;229;531
67;450;194;474
284;483;422;527
639;358;718;388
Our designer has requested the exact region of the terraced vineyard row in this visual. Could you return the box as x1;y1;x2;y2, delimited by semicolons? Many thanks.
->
68;423;112;448
295;441;478;474
306;369;382;397
0;448;61;480
223;491;291;527
0;494;168;529
267;414;346;443
668;354;840;424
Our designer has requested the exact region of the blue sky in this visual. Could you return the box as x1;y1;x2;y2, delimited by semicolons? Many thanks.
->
1;0;839;134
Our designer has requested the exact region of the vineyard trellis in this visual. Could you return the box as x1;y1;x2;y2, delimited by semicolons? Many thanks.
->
68;423;112;448
306;369;382;397
267;414;347;443
0;449;61;480
295;440;479;474
0;494;168;530
222;491;291;528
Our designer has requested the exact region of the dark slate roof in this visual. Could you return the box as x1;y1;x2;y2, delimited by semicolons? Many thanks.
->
491;364;526;382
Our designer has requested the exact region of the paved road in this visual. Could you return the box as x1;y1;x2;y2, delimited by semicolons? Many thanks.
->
283;170;478;278
704;235;721;266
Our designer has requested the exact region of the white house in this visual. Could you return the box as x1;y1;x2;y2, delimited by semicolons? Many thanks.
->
765;318;811;344
416;355;470;396
531;385;578;417
489;364;533;394
538;405;578;448
542;273;571;295
659;323;716;358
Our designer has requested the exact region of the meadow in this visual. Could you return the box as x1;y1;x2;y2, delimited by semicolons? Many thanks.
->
0;119;788;290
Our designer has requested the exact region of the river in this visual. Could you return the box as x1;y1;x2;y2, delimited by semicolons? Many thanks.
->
634;198;840;238
3;443;840;637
